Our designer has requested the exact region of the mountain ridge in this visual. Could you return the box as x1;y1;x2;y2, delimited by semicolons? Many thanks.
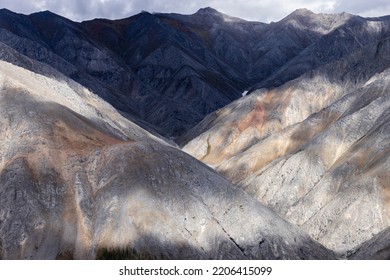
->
0;7;375;139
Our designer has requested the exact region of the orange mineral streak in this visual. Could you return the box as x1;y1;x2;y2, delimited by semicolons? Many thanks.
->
10;113;132;259
236;100;265;132
217;109;343;184
209;100;268;163
52;119;125;153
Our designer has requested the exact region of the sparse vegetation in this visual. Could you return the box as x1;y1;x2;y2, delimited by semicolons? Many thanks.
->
96;247;161;260
55;250;74;260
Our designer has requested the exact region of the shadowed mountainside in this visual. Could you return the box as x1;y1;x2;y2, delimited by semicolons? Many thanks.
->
349;227;390;259
0;7;375;138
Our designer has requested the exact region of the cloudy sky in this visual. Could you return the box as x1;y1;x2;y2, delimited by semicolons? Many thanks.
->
1;0;390;22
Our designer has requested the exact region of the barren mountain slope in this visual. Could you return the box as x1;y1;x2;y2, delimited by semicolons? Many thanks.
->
181;35;390;163
182;44;390;253
237;76;390;253
0;59;334;260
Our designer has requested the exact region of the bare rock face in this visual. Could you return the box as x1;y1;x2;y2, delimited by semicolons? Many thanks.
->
183;39;390;254
238;81;390;253
0;59;334;260
180;79;345;166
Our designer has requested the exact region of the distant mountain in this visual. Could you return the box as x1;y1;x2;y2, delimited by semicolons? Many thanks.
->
0;7;374;138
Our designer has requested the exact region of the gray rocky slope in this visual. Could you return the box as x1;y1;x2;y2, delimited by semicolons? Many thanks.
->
0;55;334;259
183;33;390;254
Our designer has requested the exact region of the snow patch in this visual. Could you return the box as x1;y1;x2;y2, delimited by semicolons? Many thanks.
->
242;90;248;97
366;21;383;34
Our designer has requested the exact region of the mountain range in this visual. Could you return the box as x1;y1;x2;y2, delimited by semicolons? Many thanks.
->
0;7;389;259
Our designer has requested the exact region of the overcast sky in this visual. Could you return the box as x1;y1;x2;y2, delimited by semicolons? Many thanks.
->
1;0;390;22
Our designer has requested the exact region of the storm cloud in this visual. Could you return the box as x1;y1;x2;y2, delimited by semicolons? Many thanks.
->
1;0;390;22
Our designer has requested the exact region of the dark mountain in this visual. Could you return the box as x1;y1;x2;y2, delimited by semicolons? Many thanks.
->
255;13;390;89
0;7;368;138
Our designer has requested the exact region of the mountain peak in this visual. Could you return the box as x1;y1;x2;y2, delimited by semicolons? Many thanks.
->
195;7;220;16
0;8;21;17
287;8;316;18
193;7;246;23
293;8;314;15
30;10;69;20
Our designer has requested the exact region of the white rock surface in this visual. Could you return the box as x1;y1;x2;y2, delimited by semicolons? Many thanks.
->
183;43;390;254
